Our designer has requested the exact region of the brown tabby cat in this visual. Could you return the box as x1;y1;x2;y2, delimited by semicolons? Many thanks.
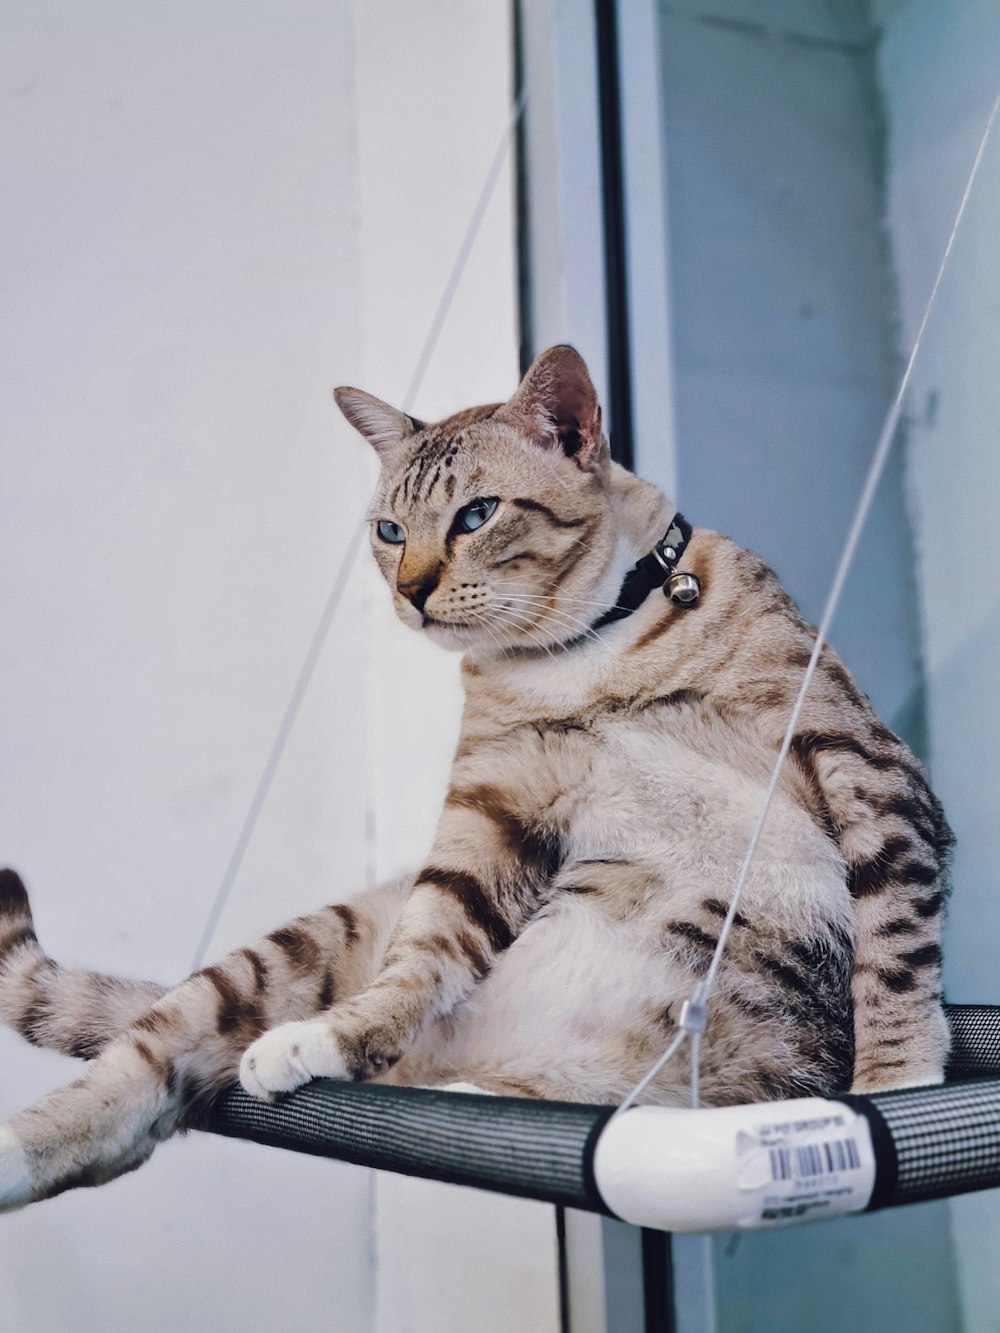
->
0;346;951;1209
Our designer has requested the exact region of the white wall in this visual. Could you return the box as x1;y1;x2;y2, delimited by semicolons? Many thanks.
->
1;5;375;1329
874;4;1000;1329
519;0;609;405
0;2;532;1329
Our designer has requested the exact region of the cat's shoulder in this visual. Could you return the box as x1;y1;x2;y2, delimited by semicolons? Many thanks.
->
685;527;798;609
617;525;808;666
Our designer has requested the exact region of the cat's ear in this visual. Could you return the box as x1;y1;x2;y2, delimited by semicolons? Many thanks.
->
499;345;607;471
333;387;423;459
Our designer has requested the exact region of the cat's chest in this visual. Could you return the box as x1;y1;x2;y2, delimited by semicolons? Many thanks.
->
463;641;835;867
505;709;835;885
547;717;759;849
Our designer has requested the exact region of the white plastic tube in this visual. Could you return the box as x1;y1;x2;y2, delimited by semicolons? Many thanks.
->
594;1097;876;1232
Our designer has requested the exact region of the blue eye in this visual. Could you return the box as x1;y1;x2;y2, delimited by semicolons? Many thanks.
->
376;519;405;544
455;497;498;533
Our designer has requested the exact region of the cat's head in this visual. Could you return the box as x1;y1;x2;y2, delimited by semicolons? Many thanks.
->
335;345;659;655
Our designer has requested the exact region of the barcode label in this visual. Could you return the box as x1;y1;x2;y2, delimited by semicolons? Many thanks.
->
734;1104;877;1228
768;1137;862;1182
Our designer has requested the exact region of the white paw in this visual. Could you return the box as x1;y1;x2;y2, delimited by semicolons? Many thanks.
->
0;1125;33;1212
239;1020;349;1100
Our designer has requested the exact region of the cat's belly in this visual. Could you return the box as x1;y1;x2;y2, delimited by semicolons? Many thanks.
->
412;901;691;1102
395;732;853;1102
401;862;851;1103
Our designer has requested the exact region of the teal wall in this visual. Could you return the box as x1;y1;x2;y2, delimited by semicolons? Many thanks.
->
875;2;1000;1327
651;0;925;745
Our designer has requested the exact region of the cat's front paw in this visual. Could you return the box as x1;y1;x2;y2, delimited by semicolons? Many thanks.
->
0;1125;34;1212
239;1020;349;1100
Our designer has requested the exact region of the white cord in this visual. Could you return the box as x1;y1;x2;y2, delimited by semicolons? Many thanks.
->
617;90;1000;1115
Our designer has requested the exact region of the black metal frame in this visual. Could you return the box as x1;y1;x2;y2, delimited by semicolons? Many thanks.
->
593;0;635;471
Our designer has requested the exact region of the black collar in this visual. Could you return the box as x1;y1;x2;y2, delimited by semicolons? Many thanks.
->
592;513;696;630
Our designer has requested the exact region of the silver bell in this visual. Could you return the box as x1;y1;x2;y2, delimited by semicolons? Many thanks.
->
665;571;701;607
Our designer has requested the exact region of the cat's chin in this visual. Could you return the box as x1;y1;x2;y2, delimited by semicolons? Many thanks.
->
420;617;487;651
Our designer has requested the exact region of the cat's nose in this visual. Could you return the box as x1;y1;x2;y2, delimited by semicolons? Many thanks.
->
396;576;437;613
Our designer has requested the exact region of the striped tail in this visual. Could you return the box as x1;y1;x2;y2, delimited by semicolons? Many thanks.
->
0;868;40;975
0;869;165;1059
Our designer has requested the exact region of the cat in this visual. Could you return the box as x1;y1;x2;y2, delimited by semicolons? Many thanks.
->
0;344;952;1209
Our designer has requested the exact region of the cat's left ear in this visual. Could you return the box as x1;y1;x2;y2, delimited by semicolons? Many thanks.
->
333;387;423;460
498;344;607;471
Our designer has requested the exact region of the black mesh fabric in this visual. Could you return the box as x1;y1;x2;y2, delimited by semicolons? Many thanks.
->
862;1077;1000;1207
944;1003;1000;1079
202;1005;1000;1219
205;1079;615;1213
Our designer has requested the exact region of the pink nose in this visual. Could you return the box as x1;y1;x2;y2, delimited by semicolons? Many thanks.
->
396;577;436;612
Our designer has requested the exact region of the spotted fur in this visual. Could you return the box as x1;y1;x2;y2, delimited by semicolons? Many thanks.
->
0;346;950;1207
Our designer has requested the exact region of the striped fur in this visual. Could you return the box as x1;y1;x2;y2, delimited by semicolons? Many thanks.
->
0;346;950;1207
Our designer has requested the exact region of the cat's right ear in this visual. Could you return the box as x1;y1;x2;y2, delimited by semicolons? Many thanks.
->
498;345;606;471
333;388;423;460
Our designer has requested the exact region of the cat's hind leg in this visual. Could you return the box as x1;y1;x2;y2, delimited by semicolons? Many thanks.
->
0;869;166;1058
0;877;411;1209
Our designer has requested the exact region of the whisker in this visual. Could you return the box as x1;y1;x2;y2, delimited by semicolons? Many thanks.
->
501;591;618;612
502;581;651;617
486;603;571;659
494;598;613;655
467;607;517;658
485;605;558;658
497;593;613;633
470;604;562;662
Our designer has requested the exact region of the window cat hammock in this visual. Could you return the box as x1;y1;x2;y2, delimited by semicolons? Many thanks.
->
204;1003;1000;1233
189;81;1000;1235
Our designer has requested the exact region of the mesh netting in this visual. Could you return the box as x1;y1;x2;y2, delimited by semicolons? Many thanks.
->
206;1079;615;1213
861;1076;1000;1207
203;1004;1000;1219
944;1003;1000;1080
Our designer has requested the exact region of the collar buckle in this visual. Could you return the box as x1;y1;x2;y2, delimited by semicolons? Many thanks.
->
649;542;678;576
591;511;700;630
